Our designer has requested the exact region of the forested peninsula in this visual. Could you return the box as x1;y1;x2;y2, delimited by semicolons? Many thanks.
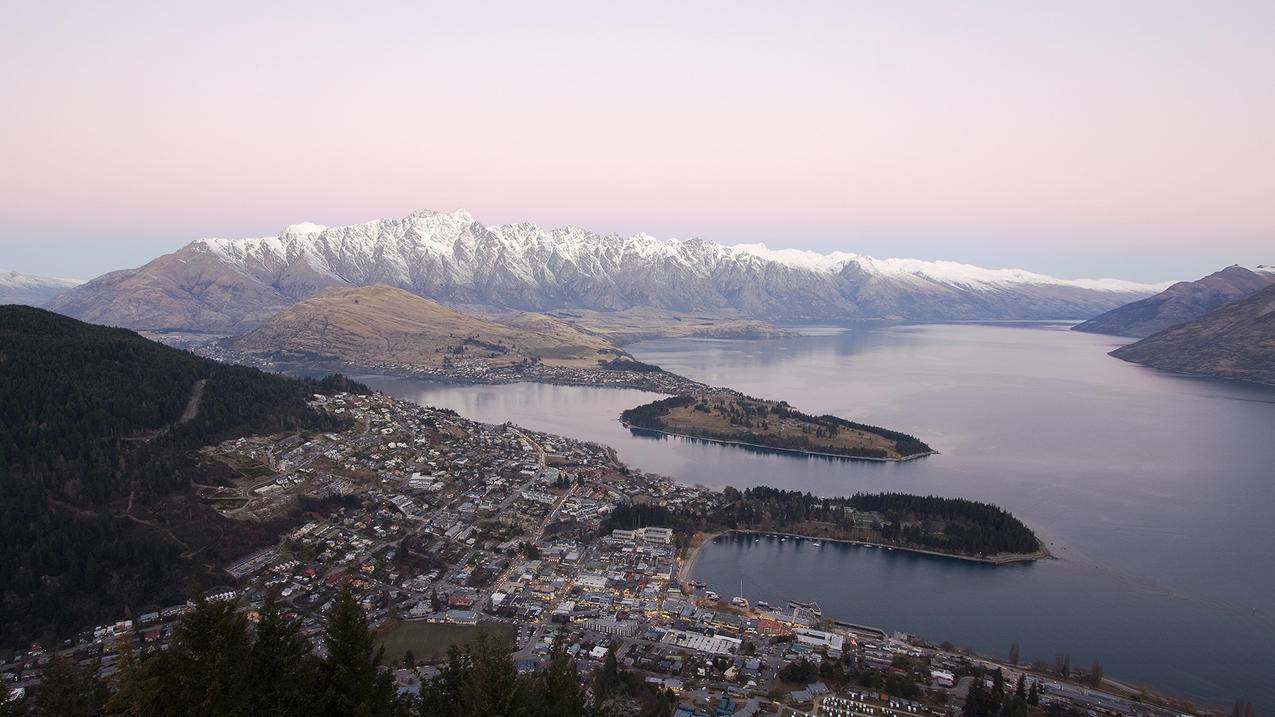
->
605;487;1045;562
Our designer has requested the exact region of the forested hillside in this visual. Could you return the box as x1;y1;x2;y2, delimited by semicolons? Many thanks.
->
0;306;363;649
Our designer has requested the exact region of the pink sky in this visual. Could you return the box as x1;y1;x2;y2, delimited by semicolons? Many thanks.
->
1;1;1271;281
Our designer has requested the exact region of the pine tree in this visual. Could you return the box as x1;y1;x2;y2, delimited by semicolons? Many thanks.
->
27;656;107;717
416;645;470;717
247;595;316;716
963;672;987;717
103;637;162;717
317;587;396;717
593;645;621;705
534;638;587;717
646;689;677;717
156;598;253;716
461;633;527;717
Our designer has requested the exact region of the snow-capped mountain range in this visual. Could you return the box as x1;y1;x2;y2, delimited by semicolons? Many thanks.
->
48;209;1169;333
731;244;1160;293
0;270;81;306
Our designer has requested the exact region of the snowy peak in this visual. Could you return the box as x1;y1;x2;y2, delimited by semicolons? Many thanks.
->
282;222;328;236
48;209;1171;333
0;270;81;290
732;242;1168;293
192;212;1166;294
0;270;81;306
732;243;859;273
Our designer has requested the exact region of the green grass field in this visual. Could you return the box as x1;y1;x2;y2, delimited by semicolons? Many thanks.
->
376;620;516;664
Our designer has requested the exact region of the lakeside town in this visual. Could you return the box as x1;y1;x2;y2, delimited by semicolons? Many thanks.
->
194;339;710;396
3;390;1204;717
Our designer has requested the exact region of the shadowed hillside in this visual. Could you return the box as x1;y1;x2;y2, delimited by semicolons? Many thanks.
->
0;306;363;647
1073;265;1274;338
1111;283;1275;385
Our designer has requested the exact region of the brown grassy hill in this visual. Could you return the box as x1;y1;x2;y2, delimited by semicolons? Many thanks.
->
1110;283;1275;385
534;307;797;345
228;285;625;369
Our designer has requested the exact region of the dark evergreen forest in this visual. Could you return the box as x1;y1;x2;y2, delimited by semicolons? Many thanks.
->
605;486;1040;557
0;306;365;649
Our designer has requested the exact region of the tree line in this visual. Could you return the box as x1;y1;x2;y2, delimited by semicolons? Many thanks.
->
963;668;1040;717
2;587;623;717
620;393;932;458
771;402;932;457
599;358;665;374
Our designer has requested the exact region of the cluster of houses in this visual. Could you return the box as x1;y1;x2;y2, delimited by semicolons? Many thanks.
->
2;391;1197;717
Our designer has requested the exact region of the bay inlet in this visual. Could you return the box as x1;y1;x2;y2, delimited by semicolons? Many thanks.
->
363;322;1275;711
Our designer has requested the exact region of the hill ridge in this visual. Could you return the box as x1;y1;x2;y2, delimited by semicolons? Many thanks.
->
1073;265;1275;337
1110;283;1275;385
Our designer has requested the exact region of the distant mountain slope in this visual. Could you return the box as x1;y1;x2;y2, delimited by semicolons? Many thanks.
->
46;210;1165;332
46;249;299;333
536;307;797;345
1073;265;1275;337
227;284;624;369
1110;283;1275;385
0;306;358;648
0;270;80;306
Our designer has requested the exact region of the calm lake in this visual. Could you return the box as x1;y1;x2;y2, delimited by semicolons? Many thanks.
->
360;323;1275;710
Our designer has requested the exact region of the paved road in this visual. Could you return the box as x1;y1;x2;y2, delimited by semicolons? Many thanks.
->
509;426;547;467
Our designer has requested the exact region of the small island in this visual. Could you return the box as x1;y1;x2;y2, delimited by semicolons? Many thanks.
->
620;390;934;461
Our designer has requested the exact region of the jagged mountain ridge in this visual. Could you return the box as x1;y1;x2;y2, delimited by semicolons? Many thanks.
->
0;270;81;306
48;209;1167;333
1072;265;1275;338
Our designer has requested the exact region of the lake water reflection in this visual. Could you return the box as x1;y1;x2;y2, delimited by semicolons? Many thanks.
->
362;322;1275;709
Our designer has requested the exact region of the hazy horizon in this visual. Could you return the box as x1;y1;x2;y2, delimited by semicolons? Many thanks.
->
3;1;1272;282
